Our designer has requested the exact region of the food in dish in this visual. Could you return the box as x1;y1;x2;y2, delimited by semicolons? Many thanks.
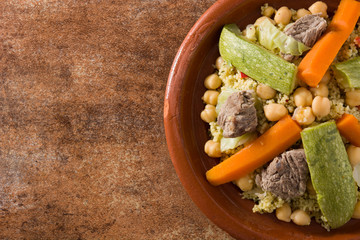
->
201;0;360;230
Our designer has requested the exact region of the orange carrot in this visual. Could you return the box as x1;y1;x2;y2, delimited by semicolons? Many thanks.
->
206;115;302;186
336;113;360;147
297;0;360;88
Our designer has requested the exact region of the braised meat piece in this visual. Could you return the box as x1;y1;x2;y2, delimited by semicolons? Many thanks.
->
285;14;327;47
217;91;257;138
255;149;309;200
281;53;296;62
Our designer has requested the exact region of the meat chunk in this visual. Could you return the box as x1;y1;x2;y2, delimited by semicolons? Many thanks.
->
281;53;296;62
217;91;257;138
255;149;309;200
285;14;327;47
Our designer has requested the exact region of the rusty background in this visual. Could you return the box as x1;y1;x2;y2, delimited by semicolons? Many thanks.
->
0;0;233;239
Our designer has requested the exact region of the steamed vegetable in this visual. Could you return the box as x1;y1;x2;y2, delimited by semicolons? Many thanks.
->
297;0;360;87
257;18;310;56
301;122;357;229
220;132;254;152
353;163;360;188
206;115;301;186
219;24;297;94
336;113;360;147
332;56;360;88
215;87;238;114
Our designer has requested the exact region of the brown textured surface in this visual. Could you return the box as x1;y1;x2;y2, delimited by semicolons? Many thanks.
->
0;0;233;239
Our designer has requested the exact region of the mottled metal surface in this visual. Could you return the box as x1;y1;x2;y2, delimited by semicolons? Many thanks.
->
0;0;232;239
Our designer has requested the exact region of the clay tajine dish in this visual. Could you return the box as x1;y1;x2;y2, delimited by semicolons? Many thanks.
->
164;0;360;239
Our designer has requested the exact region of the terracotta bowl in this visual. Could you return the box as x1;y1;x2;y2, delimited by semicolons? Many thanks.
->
164;0;359;239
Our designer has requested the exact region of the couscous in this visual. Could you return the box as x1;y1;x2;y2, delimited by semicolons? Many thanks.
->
201;0;360;230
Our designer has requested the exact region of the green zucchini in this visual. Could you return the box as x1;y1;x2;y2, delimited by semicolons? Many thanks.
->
219;24;297;95
301;122;357;229
332;56;360;89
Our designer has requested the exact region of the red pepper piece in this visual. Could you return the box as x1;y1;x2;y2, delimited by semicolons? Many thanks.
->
240;72;248;78
355;37;360;48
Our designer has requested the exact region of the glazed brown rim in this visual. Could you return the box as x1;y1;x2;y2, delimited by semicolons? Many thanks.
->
164;0;260;238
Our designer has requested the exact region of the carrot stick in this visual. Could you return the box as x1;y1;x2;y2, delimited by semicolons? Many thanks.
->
336;113;360;147
297;0;360;88
206;115;302;186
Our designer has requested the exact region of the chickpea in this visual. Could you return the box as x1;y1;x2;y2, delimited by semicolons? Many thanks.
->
293;87;313;107
264;103;288;122
306;179;316;196
296;8;311;19
234;173;254;191
352;201;360;219
256;83;276;100
320;70;331;85
311;96;331;118
293;107;315;125
310;83;328;97
346;90;360;107
200;104;217;123
276;203;292;222
309;1;328;18
347;145;360;168
274;6;292;25
263;6;275;18
202;90;219;105
204;73;222;90
291;209;311;226
204;140;221;158
254;16;276;26
215;56;224;70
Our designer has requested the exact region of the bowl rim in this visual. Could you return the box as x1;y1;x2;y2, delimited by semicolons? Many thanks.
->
164;0;262;238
